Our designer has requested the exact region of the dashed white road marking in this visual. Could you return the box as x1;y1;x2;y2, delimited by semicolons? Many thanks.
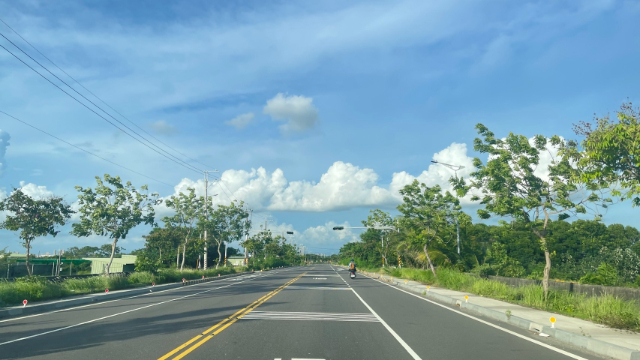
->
0;269;295;346
241;310;379;322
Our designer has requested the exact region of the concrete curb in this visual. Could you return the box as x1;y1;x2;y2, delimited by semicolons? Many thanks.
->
354;268;640;360
0;271;256;320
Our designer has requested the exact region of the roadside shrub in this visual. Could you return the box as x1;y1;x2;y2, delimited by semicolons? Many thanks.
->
62;276;109;293
377;266;640;332
128;271;155;285
579;263;619;286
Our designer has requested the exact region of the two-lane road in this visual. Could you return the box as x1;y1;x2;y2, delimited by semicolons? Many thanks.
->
0;265;600;359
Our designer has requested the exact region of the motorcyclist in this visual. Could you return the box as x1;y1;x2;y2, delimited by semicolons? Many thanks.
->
348;259;357;274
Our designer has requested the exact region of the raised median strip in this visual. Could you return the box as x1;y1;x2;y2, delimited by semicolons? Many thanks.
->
352;267;640;360
0;271;260;320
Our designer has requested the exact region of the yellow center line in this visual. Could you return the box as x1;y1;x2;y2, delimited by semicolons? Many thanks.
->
159;272;306;360
157;335;203;360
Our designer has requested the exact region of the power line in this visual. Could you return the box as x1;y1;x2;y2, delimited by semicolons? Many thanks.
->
0;32;202;175
0;110;174;188
0;17;211;171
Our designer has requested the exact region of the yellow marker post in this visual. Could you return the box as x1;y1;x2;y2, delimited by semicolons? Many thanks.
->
427;286;430;292
464;295;469;303
405;280;408;284
550;317;556;328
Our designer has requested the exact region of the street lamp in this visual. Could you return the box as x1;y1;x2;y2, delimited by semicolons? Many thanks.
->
430;160;464;255
332;225;398;267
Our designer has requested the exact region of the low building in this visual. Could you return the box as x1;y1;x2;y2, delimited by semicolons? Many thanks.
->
82;255;137;274
227;256;246;267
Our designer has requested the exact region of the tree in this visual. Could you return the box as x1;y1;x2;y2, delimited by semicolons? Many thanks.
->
71;174;159;276
466;124;606;297
0;188;73;276
361;209;396;267
162;187;202;271
397;180;459;277
142;227;184;266
201;202;250;268
574;102;640;205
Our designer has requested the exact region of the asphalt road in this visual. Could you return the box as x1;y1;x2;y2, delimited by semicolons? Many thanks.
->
0;265;602;360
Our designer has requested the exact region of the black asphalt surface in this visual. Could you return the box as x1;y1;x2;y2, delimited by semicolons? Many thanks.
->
0;265;601;360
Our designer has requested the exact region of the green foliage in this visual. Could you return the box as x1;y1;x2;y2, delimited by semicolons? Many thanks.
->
0;266;250;307
575;102;640;206
579;263;619;286
397;181;459;276
200;201;250;268
72;174;159;275
466;123;607;297
162;187;202;271
382;267;640;331
0;188;74;275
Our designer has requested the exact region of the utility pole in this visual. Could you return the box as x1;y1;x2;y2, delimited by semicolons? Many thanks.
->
203;170;219;271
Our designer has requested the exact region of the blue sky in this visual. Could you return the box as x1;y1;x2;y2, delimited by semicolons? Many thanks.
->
1;0;639;255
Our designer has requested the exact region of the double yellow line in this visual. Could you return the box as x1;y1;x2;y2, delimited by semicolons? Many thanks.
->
158;272;306;360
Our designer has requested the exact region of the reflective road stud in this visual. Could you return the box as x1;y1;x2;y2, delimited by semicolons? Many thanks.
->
550;317;556;328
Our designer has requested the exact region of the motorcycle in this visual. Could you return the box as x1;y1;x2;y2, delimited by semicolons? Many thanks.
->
349;269;356;279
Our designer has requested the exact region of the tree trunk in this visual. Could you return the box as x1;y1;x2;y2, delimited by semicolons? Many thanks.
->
159;248;162;262
25;242;32;276
180;242;186;271
176;247;180;269
423;243;436;277
542;244;551;299
106;238;118;277
216;241;222;269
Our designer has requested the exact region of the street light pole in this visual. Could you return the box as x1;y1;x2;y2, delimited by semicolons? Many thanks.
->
430;160;464;256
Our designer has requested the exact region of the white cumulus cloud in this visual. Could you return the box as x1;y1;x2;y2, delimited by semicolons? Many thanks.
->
226;112;255;129
160;142;476;212
263;93;319;134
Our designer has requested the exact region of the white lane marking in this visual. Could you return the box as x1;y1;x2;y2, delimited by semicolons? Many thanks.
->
0;269;298;324
0;273;281;346
0;274;266;324
241;311;379;322
312;277;327;280
285;286;350;291
361;273;589;360
301;274;340;277
333;268;421;360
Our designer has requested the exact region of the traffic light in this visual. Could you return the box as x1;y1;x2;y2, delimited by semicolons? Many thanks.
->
332;226;344;230
286;231;294;235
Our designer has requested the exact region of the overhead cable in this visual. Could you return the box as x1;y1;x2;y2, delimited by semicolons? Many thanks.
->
0;33;202;175
0;17;210;171
0;110;174;188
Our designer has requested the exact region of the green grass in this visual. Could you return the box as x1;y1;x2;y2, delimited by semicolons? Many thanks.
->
0;266;248;307
378;267;640;332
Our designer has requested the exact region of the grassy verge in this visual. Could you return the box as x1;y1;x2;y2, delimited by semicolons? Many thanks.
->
0;266;245;307
376;267;640;332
